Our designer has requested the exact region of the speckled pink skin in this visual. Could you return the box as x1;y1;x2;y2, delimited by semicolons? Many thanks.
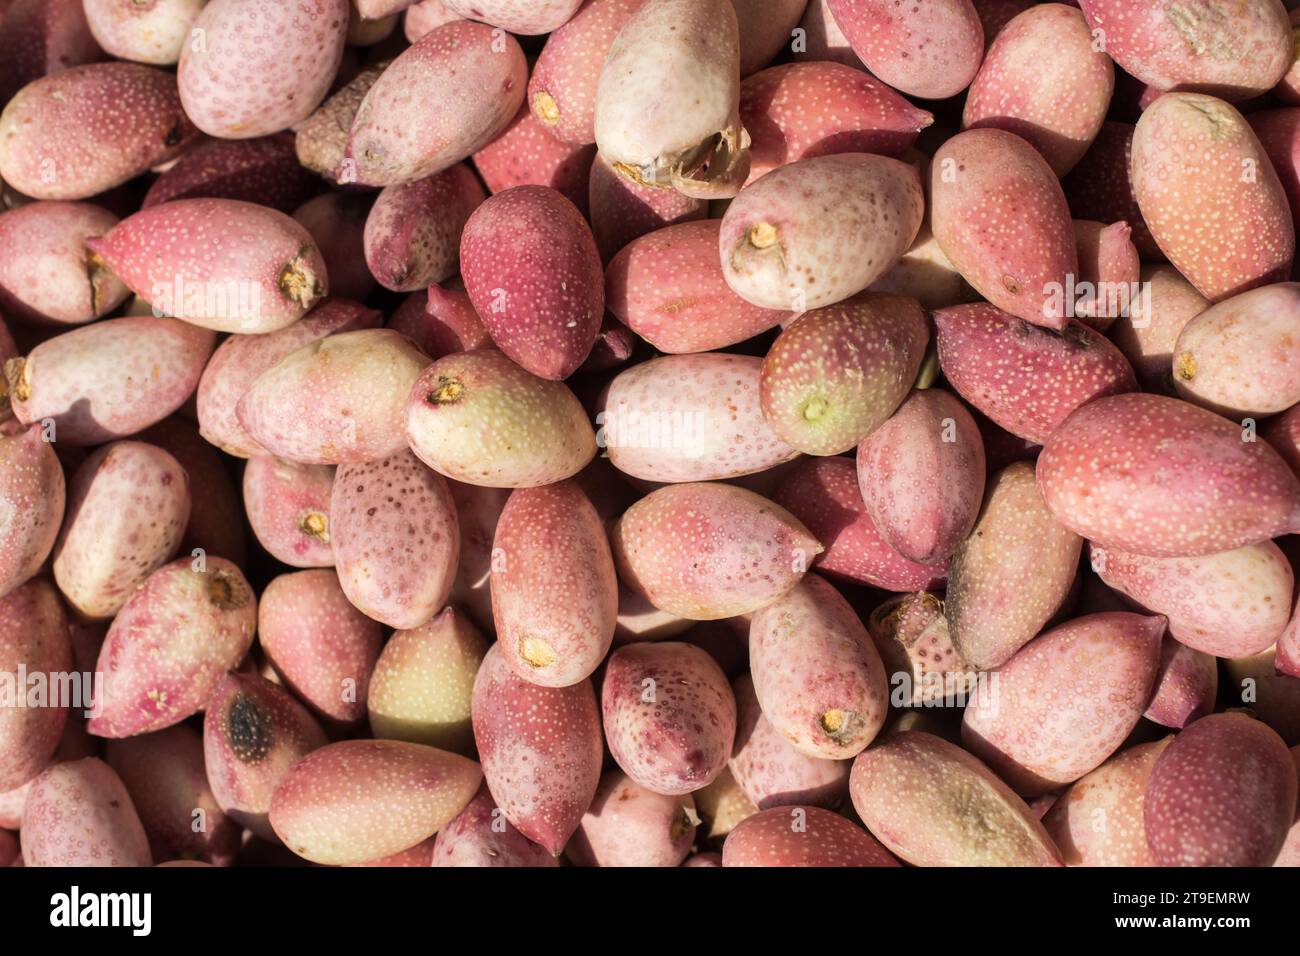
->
21;758;152;867
472;106;595;217
722;804;898;867
740;62;932;185
432;783;557;867
762;293;928;456
605;220;780;352
962;612;1165;795
1108;264;1208;393
294;63;385;183
1063;123;1158;259
1172;282;1300;418
1037;394;1300;557
962;4;1111;177
946;461;1082;671
0;580;70;792
87;198;328;335
178;0;347;138
106;724;240;866
529;0;641;145
721;153;924;311
729;673;849;810
0;62;196;201
0;202;127;326
243;458;336;569
594;0;749;198
387;284;491;361
269;739;481;865
856;389;985;565
258;570;383;726
1145;712;1297;867
293;194;375;302
460;186;603;380
52;441;190;621
443;0;581;32
0;427;64;599
749;574;887;760
238;329;429;465
1264;402;1300;481
203;673;328;842
1090;540;1293;659
364;164;485;293
774;456;949;592
825;0;983;100
601;353;797;482
445;480;508;632
1078;0;1291;102
601;641;736;794
5;316;215;446
1042;738;1170;867
330;450;459;630
569;772;697;867
933;304;1136;445
88;557;256;739
1144;638;1217;729
491;481;616;688
404;0;463;40
0;0;103;103
198;299;380;459
345;21;526;187
143;135;321;214
405;349;597;488
869;591;976;706
1132;93;1294;303
1071;220;1140;330
83;0;206;65
930;128;1077;330
471;642;603;855
849;730;1063;867
589;152;708;265
612;482;820;620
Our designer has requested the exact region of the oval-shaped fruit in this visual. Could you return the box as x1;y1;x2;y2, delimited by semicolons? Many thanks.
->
722;804;898;867
388;285;492;361
568;771;696;867
946;461;1082;670
720;153;924;311
749;574;888;760
1144;712;1297;866
612;482;819;620
825;0;983;100
601;642;736;795
243;458;336;569
471;105;595;215
1037;393;1300;557
0;63;196;200
1132;92;1294;302
0;580;70;792
856;389;985;565
6;316;214;446
869;591;976;707
933;303;1136;445
330;450;459;630
87;199;328;335
365;164;485;293
962;612;1165;795
1144;638;1218;729
492;481;616;688
178;0;348;138
20;758;151;867
53;441;189;620
432;783;557;867
460;185;603;380
471;643;603;855
849;730;1062;866
294;63;385;183
293;194;375;302
963;3;1113;176
368;607;487;754
84;0;206;65
1108;264;1208;393
589;151;708;263
405;349;596;488
601;353;798;482
0;427;65;599
930;128;1077;329
238;329;429;466
269;739;481;865
142;134;321;213
344;21;526;187
203;673;329;842
88;558;256;738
